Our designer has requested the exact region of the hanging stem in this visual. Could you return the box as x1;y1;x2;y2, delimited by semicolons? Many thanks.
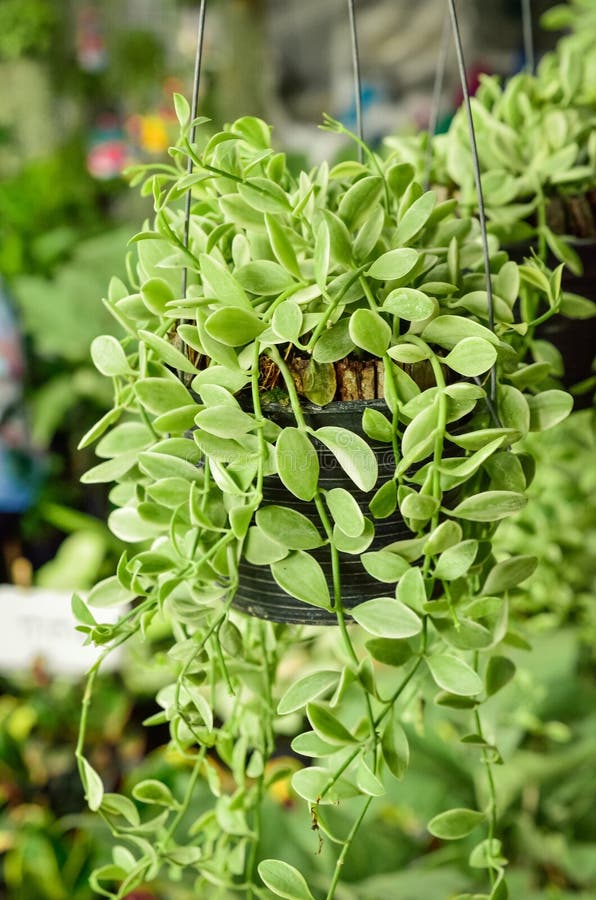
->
447;0;497;405
347;0;364;162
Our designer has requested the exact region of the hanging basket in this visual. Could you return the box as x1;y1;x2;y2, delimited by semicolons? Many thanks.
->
233;399;407;624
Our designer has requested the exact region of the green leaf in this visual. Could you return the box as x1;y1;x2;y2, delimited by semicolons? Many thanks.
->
387;343;431;364
272;301;303;343
424;520;462;555
449;491;527;522
434;541;478;580
238;178;291;214
77;407;123;450
132;779;179;808
362;407;393;443
366;638;413;667
134;377;193;416
369;479;397;518
205;307;266;345
400;491;440;522
325;487;365;537
421;315;499;350
361;550;410;582
349;309;392;357
139;331;197;374
87;575;135;608
315;426;378;492
302;359;337;406
173;92;191;126
527;390;572;432
351;597;422;638
244;527;288;565
356;758;385;796
395;190;436;244
469;838;507;869
199;253;251;308
485;656;516;696
312;318;355;363
332;518;374;554
367;248;419;281
271;551;330;608
90;335;131;377
314;221;331;290
291;731;338;757
195;405;255;439
444;338;497;377
396;566;427;613
428;808;485;840
140;277;175;315
236;260;295;295
276;428;319;501
481;555;537;595
258;860;315;900
383;288;436;321
382;713;409;780
278;670;339;715
81;450;138;484
265;214;301;278
307;703;357;745
426;654;483;696
100;793;140;826
496;261;519;305
291;767;359;804
80;758;104;811
338;175;384;230
256;505;324;550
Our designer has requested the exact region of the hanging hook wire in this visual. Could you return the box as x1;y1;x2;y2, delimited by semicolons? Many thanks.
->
347;0;364;161
521;0;535;74
181;0;208;300
424;10;451;191
447;0;497;405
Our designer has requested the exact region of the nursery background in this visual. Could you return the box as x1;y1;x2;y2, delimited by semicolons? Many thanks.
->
0;1;595;898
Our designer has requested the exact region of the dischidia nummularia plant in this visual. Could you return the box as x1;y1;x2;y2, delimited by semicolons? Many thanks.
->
74;101;575;899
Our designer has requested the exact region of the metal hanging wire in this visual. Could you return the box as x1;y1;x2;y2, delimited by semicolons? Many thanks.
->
447;0;497;405
347;0;364;159
521;0;535;73
181;0;207;301
425;10;451;190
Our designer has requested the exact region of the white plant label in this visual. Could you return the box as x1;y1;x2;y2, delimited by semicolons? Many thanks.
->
0;585;124;676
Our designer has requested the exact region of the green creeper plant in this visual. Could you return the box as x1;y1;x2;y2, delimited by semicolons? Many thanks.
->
386;27;596;275
73;102;578;899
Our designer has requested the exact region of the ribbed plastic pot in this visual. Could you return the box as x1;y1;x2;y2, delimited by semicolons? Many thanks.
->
233;399;409;625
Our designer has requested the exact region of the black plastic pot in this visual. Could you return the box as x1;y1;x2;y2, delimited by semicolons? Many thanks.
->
233;399;409;625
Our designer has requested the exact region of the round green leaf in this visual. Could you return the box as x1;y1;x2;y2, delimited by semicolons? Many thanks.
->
80;758;104;812
132;779;178;808
256;505;324;550
351;597;422;638
349;309;392;357
395;191;436;244
426;654;483;696
314;426;378;492
428;808;485;840
486;655;516;696
444;337;497;377
275;428;319;501
91;335;131;377
258;860;315;900
306;702;357;746
271;551;330;609
449;491;527;522
235;260;295;295
325;487;365;537
367;248;419;281
277;670;339;715
205;308;266;346
527;390;573;432
383;288;437;321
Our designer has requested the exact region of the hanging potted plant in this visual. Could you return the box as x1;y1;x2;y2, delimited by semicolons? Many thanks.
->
387;23;596;399
71;88;579;898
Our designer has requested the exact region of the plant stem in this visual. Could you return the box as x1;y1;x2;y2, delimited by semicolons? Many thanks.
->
325;797;373;900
